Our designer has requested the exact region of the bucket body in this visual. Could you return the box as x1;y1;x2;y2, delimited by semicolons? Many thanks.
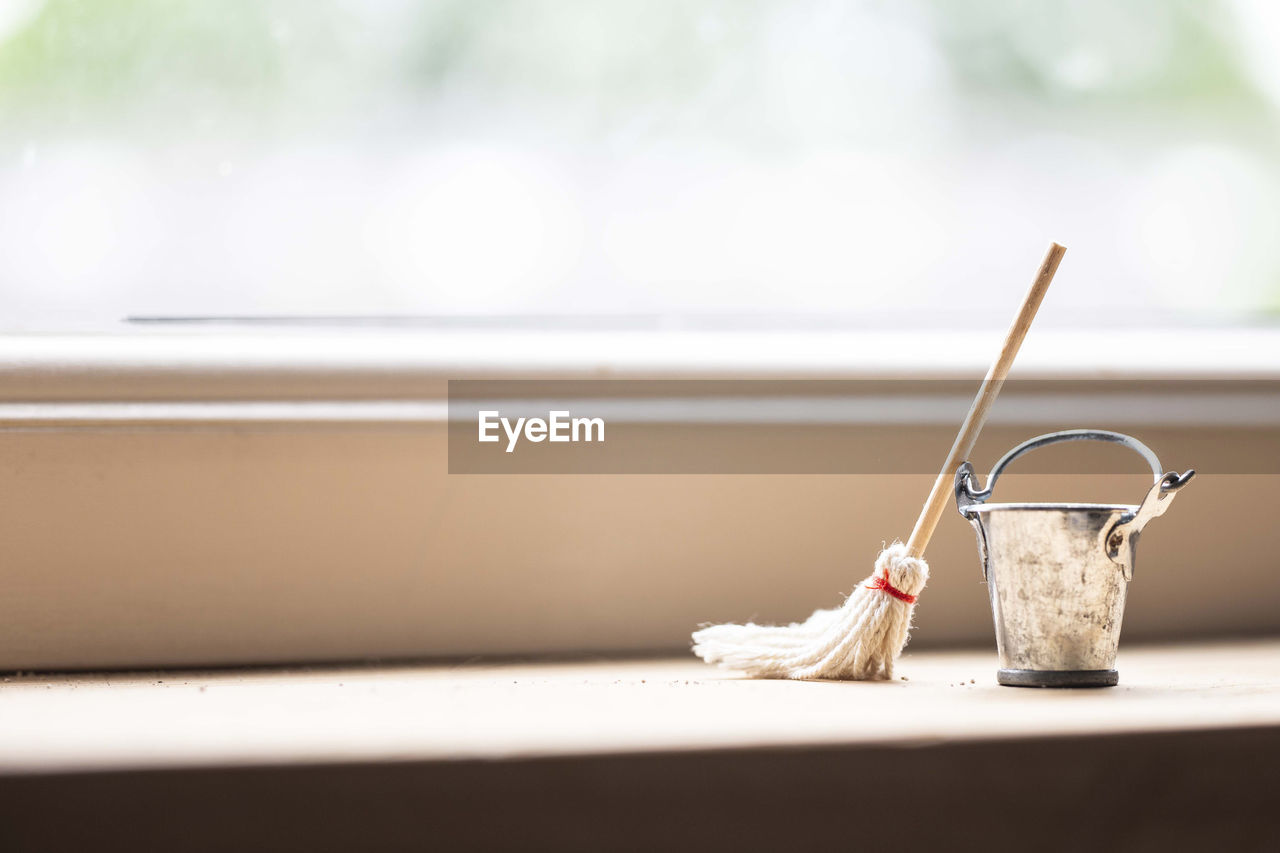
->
955;430;1194;688
970;502;1135;687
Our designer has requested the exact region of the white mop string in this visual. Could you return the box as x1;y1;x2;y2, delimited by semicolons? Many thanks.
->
691;542;929;681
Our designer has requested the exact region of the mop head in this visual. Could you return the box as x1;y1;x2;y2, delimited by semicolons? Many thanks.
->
691;542;929;680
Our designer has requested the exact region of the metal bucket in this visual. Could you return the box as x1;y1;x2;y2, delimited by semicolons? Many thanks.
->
954;430;1194;688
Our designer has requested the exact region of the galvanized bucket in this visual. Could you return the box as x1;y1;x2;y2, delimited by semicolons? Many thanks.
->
954;429;1194;688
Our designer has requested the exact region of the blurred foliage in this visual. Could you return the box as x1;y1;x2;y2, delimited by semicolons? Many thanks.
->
0;0;289;116
413;1;750;116
929;0;1263;106
0;0;1272;128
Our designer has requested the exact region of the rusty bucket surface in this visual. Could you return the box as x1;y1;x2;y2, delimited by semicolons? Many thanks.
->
954;429;1195;688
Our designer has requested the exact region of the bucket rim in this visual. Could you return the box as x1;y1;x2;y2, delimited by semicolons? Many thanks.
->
966;501;1138;514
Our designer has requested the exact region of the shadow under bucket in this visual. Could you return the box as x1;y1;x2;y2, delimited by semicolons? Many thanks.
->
955;430;1194;688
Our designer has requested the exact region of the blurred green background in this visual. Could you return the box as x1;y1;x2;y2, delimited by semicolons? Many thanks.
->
1;0;1277;325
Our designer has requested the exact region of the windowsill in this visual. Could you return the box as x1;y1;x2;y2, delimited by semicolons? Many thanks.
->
6;640;1280;849
3;639;1280;776
2;326;1280;408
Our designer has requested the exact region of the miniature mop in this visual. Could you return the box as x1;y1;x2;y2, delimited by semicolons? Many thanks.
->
692;243;1066;680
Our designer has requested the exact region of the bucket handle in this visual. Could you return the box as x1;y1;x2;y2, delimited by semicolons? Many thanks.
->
954;429;1195;580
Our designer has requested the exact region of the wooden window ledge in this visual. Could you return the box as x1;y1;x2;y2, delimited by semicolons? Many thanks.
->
2;640;1279;850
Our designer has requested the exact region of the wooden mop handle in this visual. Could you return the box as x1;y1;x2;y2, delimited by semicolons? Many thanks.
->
904;242;1066;558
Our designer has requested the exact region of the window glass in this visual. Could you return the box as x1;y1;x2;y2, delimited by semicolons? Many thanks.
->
1;0;1277;327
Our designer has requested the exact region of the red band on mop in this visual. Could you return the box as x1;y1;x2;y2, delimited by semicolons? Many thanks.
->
866;574;917;604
